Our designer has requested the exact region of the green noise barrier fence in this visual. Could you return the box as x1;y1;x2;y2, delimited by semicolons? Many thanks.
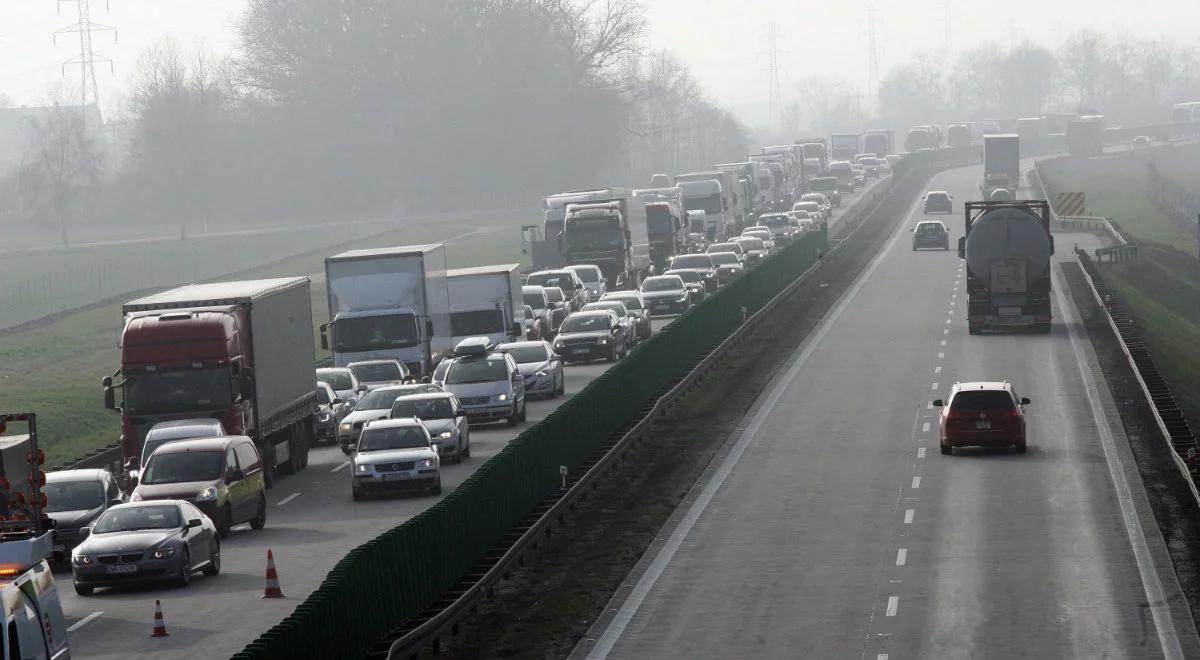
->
233;226;828;660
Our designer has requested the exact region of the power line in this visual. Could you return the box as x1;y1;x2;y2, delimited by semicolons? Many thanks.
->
867;6;880;99
53;0;117;115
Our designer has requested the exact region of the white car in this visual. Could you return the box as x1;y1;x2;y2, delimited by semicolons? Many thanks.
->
799;193;832;220
564;264;607;302
351;418;441;499
792;201;824;222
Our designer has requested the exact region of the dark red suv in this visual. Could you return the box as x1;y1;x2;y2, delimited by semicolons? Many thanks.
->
933;382;1030;454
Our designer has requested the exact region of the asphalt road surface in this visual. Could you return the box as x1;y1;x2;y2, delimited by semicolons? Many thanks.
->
59;180;886;659
575;162;1200;660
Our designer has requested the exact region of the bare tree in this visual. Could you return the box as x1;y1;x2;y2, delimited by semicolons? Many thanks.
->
1059;29;1108;108
20;95;102;245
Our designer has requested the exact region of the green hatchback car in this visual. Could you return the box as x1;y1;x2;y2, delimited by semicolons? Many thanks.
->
131;436;268;538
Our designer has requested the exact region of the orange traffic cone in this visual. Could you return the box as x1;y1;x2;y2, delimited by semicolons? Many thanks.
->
150;600;169;637
261;549;284;599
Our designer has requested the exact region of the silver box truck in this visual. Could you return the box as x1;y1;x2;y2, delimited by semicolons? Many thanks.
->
447;264;525;347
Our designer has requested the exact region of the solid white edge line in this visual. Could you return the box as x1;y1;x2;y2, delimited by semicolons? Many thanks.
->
583;175;923;660
68;611;103;633
896;548;907;566
877;655;890;660
1053;269;1185;659
276;492;301;507
885;596;899;616
331;460;350;473
934;366;942;374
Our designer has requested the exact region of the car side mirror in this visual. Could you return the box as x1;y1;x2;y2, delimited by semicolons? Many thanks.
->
1020;397;1031;405
320;324;330;350
932;399;944;407
78;527;91;540
332;397;343;405
226;469;243;484
187;518;202;528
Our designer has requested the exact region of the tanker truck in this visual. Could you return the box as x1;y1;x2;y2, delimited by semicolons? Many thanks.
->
958;200;1054;334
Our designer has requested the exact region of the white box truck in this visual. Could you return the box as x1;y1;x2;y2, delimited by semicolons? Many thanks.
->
322;244;451;377
447;264;525;347
982;134;1021;200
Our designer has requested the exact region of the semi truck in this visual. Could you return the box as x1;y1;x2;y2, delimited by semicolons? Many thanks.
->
532;188;624;270
322;244;451;378
105;278;317;487
830;133;861;161
958;200;1054;334
982;134;1021;200
561;192;653;288
446;264;525;348
862;129;893;157
676;179;728;242
634;186;688;272
676;170;742;230
1067;118;1104;157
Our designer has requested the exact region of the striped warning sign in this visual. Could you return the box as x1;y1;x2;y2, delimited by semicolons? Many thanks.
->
1056;192;1086;217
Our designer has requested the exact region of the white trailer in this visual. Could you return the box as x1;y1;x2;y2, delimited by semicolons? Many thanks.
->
447;264;525;347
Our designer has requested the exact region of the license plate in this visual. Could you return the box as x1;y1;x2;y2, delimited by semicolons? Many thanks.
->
53;544;65;553
571;348;590;354
380;472;411;481
998;307;1022;317
975;421;992;430
105;565;137;575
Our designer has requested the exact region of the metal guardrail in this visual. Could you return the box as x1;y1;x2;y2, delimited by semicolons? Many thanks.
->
373;157;961;660
1030;159;1140;261
1073;250;1200;506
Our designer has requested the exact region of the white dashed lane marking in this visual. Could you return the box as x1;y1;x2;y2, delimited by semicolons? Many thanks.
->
331;461;350;473
934;366;942;374
904;509;915;524
917;447;927;458
911;476;921;489
68;612;103;633
921;422;930;433
886;596;899;616
896;548;908;566
276;492;301;507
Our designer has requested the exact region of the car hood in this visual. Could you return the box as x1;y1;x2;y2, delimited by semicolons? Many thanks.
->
134;479;220;502
556;331;612;342
48;506;105;531
445;382;509;398
342;409;391;426
641;290;686;300
516;361;551;376
421;418;458;435
355;447;437;464
79;529;176;555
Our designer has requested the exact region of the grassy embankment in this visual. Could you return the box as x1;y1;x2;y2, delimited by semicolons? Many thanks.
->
1040;149;1200;419
0;210;536;464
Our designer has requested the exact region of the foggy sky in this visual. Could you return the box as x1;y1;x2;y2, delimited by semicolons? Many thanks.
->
2;0;1199;124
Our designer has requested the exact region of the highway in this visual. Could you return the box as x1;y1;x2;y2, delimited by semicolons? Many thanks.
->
574;162;1200;660
58;181;886;658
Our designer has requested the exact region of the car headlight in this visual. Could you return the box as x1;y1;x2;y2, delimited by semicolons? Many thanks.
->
356;462;372;473
153;547;177;559
416;459;434;469
597;337;608;344
195;486;218;502
436;430;454;439
339;422;353;431
130;491;143;502
73;554;93;566
497;393;509;401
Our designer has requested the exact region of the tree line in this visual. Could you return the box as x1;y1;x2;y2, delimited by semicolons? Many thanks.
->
4;0;749;236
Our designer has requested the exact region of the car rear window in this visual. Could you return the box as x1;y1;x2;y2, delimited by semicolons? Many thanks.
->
951;390;1015;410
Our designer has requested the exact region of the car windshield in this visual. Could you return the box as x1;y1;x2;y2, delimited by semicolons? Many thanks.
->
928;193;948;201
526;272;569;288
571;267;600;283
561;314;611;332
333;314;420;352
917;224;945;235
141;450;223;485
544;288;565;303
445;357;509;384
390;398;454;419
760;215;788;227
505;345;550;363
141;435;198;468
707;243;738;253
524;293;546;308
951;390;1015;410
738;238;764;250
358;426;428;452
317;370;353;391
711;253;739;265
357;389;409;411
672;255;712;269
668;271;701;283
451;309;505;335
642;278;682;292
433;360;451;382
605;295;643;310
565;221;622;251
93;505;182;534
45;481;105;513
350;362;404;383
124;368;231;415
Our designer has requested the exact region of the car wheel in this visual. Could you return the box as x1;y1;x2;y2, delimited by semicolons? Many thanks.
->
203;538;221;576
453;439;464;464
506;407;520;427
250;494;267;530
74;582;93;596
607;346;618;363
461;432;471;459
430;476;443;496
216;504;232;539
1015;442;1028;454
175;549;192;587
968;326;981;335
262;448;276;489
518;400;528;422
940;444;953;455
340;442;352;456
352;486;365;501
555;372;565;396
